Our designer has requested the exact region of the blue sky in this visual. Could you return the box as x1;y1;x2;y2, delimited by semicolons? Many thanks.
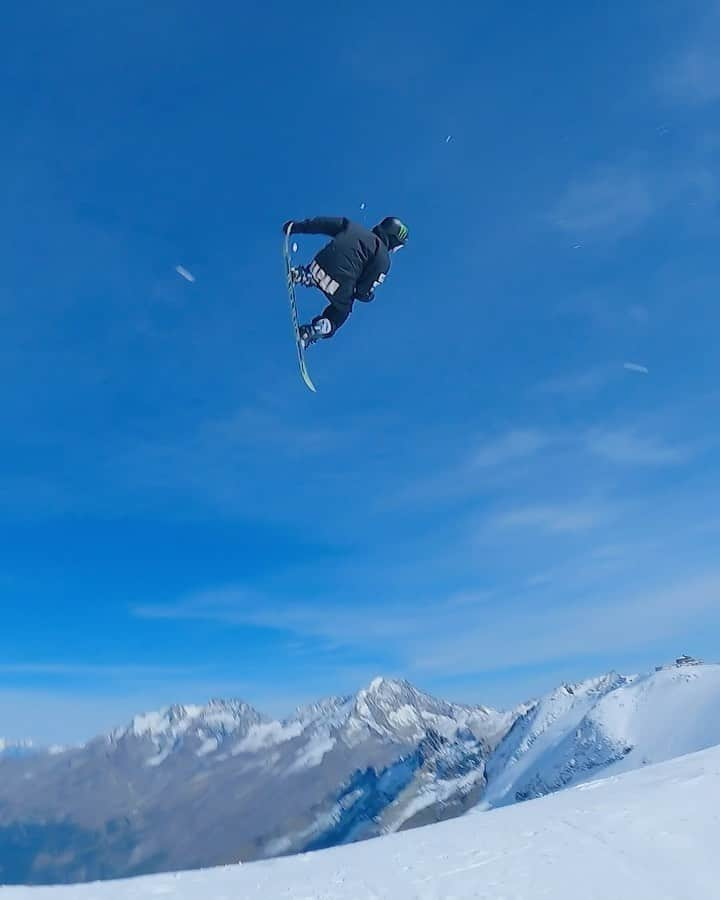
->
2;0;720;744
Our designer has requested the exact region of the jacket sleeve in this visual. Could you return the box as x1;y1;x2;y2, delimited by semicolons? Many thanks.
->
354;253;391;302
290;217;348;237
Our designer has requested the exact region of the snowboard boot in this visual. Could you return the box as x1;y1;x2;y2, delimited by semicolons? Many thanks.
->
298;317;332;349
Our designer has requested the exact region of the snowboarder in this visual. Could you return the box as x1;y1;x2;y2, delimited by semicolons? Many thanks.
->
283;216;409;348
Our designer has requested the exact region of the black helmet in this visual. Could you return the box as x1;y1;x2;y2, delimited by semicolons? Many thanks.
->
374;216;409;250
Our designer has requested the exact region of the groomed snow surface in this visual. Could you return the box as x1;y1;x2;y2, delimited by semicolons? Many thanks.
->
3;744;718;900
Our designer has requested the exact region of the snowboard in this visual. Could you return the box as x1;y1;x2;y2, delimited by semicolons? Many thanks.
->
283;230;317;393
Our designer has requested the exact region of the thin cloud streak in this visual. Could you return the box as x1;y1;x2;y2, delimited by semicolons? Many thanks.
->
550;159;719;242
550;167;656;237
664;50;720;104
132;567;720;683
490;502;614;534
388;428;554;509
585;429;693;466
411;573;720;676
0;662;208;678
536;365;619;396
661;5;720;107
471;430;552;468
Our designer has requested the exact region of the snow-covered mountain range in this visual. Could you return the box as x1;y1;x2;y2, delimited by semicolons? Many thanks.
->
2;741;717;900
0;660;718;886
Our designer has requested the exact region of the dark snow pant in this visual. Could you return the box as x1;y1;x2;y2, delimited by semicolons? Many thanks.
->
294;266;351;338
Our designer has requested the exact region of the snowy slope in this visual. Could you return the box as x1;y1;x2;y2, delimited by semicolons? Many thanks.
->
2;743;717;899
483;671;634;805
3;663;719;886
483;662;720;807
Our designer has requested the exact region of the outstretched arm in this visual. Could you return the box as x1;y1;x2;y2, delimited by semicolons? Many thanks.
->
286;217;348;237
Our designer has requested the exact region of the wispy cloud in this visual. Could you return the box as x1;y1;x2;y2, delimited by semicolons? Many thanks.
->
389;428;553;509
0;662;205;678
132;564;720;685
550;167;657;237
470;430;552;467
442;589;495;609
102;405;369;519
669;53;720;104
661;5;720;107
490;501;613;534
585;429;693;466
412;572;720;676
134;587;421;649
549;157;717;242
536;364;619;396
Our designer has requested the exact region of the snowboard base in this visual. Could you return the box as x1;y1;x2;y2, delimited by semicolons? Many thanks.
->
283;232;316;393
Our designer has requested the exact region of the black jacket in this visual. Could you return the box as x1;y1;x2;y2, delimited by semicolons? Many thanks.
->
290;217;391;311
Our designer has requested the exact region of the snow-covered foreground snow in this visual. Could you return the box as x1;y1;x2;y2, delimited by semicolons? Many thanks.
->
3;744;718;900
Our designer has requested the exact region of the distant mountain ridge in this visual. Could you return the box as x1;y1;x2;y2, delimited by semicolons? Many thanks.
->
0;738;35;758
0;676;510;885
1;660;719;886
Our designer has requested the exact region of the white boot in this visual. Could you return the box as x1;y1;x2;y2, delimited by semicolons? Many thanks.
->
299;318;331;349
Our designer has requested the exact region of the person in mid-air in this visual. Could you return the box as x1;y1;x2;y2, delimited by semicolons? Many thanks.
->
283;216;409;349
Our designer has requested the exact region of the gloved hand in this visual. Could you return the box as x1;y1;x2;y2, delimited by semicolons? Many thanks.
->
355;288;375;303
282;221;294;235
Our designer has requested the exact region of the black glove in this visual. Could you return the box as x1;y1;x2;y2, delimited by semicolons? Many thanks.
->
356;288;375;303
282;221;294;235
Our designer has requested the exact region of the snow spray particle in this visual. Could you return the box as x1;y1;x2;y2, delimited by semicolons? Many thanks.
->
175;265;196;283
623;362;649;375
